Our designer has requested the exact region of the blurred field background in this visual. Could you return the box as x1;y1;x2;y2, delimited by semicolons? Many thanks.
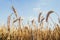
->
0;0;60;40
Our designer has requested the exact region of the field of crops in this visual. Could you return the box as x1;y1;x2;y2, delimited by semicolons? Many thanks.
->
0;6;60;40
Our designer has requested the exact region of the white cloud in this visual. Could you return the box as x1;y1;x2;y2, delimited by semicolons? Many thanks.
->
33;8;41;13
33;8;40;11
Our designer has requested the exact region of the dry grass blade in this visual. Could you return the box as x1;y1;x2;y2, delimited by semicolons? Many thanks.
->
12;6;17;17
38;12;42;23
46;10;54;22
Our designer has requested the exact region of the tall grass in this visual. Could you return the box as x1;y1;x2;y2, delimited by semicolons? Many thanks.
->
0;7;60;40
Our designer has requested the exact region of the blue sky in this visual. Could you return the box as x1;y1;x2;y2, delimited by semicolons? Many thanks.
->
0;0;60;26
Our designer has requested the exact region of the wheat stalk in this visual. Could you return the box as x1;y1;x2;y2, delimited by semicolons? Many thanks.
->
7;14;13;40
38;12;42;23
13;18;18;23
46;10;54;22
7;15;11;32
41;17;45;23
12;6;18;17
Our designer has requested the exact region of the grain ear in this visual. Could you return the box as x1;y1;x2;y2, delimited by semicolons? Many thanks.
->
12;6;18;17
46;10;54;22
38;12;42;23
7;15;11;32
